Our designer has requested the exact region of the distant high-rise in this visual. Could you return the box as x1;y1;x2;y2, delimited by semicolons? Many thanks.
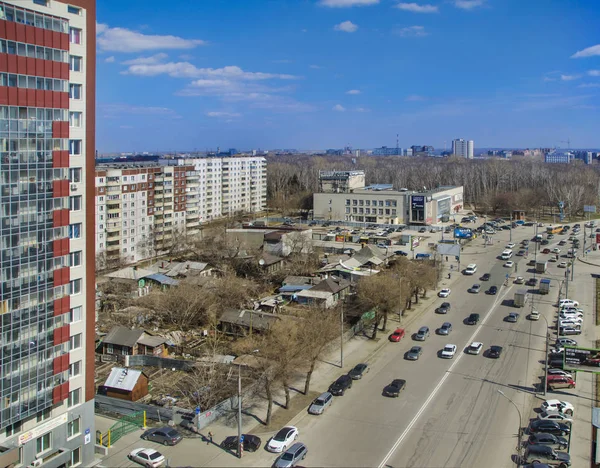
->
452;139;474;159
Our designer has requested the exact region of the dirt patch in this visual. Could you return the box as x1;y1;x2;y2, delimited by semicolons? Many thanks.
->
248;390;319;434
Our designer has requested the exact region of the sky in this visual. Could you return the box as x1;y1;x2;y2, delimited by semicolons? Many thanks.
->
96;0;600;152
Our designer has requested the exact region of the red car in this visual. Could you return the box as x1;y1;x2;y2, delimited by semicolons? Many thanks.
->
546;375;575;390
389;328;406;342
542;248;551;254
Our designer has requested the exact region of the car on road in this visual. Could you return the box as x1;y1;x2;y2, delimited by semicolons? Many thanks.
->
506;242;516;249
267;426;299;453
523;444;570;467
504;261;514;268
328;375;353;396
466;313;480;325
541;239;550;245
395;250;409;256
419;227;427;233
529;310;540;321
405;346;423;361
389;328;406;342
440;344;457;359
466;341;483;355
486;285;498;295
506;312;520;323
348;363;370;380
548;257;557;262
547;234;555;239
556;338;578;347
438;322;452;335
274;442;308;468
469;284;481;294
527;433;568;450
537;410;573;424
559;240;566;246
438;288;451;298
527;277;538;286
128;449;166;468
308;392;333;415
414;326;430;341
140;427;183;446
559;326;581;336
488;345;503;358
515;276;525;284
546;375;576;390
541;400;574;415
558;261;568;268
435;302;451;314
481;273;491;281
542;248;551;254
552;248;561;254
382;379;406;397
221;434;262;452
528;419;571;436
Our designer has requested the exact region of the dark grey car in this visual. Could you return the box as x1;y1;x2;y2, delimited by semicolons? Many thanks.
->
140;427;182;446
274;442;308;468
308;392;333;415
528;432;568;450
414;326;430;341
348;363;369;380
438;322;452;335
405;346;422;361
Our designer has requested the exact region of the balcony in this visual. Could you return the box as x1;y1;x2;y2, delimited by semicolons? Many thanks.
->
106;242;121;251
105;222;121;232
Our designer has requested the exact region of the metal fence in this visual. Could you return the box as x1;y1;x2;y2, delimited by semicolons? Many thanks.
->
125;354;196;371
95;394;174;422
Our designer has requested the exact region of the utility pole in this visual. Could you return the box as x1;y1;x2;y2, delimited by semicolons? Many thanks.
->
237;364;243;458
340;302;344;368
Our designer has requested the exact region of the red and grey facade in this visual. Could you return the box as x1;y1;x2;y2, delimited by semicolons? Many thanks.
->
0;0;95;467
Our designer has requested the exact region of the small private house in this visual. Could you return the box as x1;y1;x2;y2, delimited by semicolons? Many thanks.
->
260;252;285;274
99;326;168;357
295;276;351;308
218;309;281;336
100;367;149;401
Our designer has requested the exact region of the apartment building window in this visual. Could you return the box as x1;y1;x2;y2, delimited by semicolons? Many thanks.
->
69;83;82;99
69;139;82;155
69;279;81;295
37;408;51;423
5;421;21;437
69;223;82;239
36;433;51;455
69;306;82;323
69;55;82;72
365;200;371;206
345;207;350;214
70;333;82;350
69;167;82;183
359;200;364;206
69;361;81;378
67;388;81;407
67;418;81;439
365;208;371;214
379;209;384;215
33;0;49;5
70;251;82;267
69;111;82;127
392;209;397;216
69;195;82;211
68;5;82;15
69;28;81;44
70;447;81;466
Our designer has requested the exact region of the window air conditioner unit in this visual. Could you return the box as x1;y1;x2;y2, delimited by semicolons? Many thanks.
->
71;184;77;190
31;459;43;468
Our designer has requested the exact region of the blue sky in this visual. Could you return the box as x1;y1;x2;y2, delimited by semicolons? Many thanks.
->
96;0;600;152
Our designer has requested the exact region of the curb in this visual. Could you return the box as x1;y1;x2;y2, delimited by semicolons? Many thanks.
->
576;256;600;268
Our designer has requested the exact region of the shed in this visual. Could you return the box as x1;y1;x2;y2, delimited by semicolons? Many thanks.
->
100;367;149;401
218;309;280;336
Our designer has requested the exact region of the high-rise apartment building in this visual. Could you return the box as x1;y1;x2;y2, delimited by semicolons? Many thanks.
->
0;1;96;467
95;156;267;265
452;139;474;159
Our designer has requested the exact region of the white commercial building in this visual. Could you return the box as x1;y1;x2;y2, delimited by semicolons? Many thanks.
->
452;139;474;159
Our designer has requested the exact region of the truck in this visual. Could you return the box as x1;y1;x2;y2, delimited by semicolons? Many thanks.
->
539;278;551;295
535;260;547;274
514;289;528;308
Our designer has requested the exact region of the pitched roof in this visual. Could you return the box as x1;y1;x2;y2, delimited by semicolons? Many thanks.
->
219;309;280;331
142;273;179;286
103;326;144;347
137;334;167;348
261;252;284;266
104;367;144;392
105;266;155;281
161;261;210;277
311;276;351;294
282;276;318;286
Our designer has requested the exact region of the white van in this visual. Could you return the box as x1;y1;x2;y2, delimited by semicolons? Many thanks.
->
501;250;513;260
465;264;477;275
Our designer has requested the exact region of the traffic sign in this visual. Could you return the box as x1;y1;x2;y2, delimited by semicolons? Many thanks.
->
240;435;245;443
195;406;201;415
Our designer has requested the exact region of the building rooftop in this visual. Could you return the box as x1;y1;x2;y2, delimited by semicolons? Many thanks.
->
103;326;144;348
104;367;144;392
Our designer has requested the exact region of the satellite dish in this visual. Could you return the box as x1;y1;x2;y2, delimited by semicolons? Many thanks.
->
259;259;265;266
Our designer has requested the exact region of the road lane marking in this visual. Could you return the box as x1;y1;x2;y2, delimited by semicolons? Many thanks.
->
377;285;512;468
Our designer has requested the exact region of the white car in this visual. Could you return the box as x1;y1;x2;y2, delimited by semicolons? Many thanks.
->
485;229;495;234
529;310;540;321
267;426;299;453
547;369;574;379
559;318;583;327
438;288;451;298
506;242;516;249
541;399;575;415
466;341;483;355
128;448;165;468
558;262;568;268
558;299;579;308
537;410;573;423
556;338;578;347
440;344;457;359
503;261;514;268
559;312;584;320
552;248;561;254
561;307;584;313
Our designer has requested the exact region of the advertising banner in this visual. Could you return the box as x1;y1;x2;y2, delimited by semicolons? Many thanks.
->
411;195;425;210
596;233;600;244
437;197;451;216
563;346;600;373
454;227;473;239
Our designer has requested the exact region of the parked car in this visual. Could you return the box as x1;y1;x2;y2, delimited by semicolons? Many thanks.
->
414;326;430;341
556;338;578;347
527;433;568;450
506;312;520;323
267;426;299;452
308;392;333;415
274;443;308;468
141;427;183;446
437;322;452;335
389;328;406;342
328;375;353;396
488;345;503;358
436;302;451;314
523;445;571;467
537;410;573;424
466;341;483;355
559;326;581;336
221;434;262;452
438;288;451;298
546;375;576;390
558;299;580;308
382;379;406;397
541;399;574;416
440;344;457;359
128;449;165;468
348;363;369;380
528;419;571;436
487;285;498;295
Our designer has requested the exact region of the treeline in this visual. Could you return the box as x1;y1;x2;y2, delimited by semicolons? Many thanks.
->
267;155;600;218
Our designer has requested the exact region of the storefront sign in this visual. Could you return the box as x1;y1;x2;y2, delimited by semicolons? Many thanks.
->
19;414;68;445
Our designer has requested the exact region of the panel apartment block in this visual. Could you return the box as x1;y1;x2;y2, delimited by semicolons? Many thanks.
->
0;1;96;467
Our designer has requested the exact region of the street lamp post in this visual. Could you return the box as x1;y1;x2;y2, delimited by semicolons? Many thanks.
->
537;313;551;397
340;302;344;368
497;390;523;466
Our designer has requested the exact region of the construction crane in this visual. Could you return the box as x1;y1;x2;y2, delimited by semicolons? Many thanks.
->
560;139;571;150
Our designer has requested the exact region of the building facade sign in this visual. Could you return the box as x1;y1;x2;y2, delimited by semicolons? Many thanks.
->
18;414;68;446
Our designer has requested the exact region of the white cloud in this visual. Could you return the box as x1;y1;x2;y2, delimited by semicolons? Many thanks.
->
319;0;378;7
405;94;426;101
333;104;346;111
206;111;242;118
395;3;438;13
346;89;361;94
355;107;370;112
588;70;600;76
310;64;323;69
100;103;181;119
273;59;293;64
122;53;169;66
97;23;206;53
334;21;359;33
571;44;600;59
453;0;485;9
104;56;115;63
579;83;600;88
394;25;428;37
560;74;581;81
123;63;299;80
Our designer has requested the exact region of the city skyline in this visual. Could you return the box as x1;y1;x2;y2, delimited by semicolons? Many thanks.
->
97;0;600;152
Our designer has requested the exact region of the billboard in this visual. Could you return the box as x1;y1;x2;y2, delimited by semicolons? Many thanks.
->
411;195;425;210
454;227;473;239
563;346;600;373
437;197;451;217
